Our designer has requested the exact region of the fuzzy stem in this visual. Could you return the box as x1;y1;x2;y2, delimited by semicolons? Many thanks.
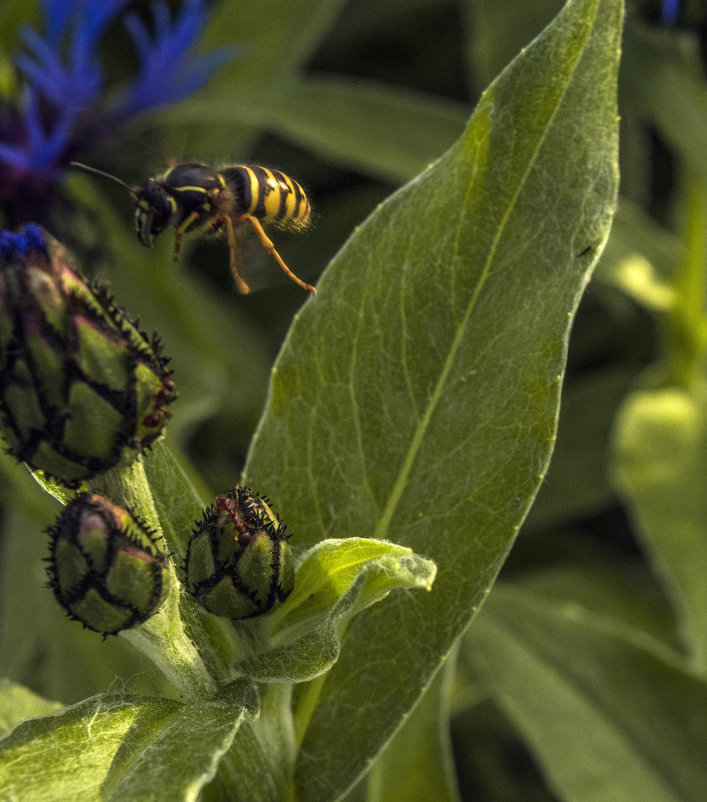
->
120;568;219;700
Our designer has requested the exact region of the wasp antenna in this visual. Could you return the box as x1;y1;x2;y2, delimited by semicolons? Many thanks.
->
69;162;136;195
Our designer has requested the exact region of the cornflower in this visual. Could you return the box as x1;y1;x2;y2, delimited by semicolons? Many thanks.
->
0;0;234;226
639;0;681;24
659;0;681;23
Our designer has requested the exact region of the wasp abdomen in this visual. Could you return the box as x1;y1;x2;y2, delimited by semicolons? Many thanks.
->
224;165;311;229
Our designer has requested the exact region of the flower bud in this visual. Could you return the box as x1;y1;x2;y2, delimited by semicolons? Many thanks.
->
0;223;176;484
46;493;169;634
185;487;294;620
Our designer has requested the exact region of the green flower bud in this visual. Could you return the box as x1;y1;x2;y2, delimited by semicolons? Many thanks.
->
0;224;176;484
185;487;294;620
46;493;169;634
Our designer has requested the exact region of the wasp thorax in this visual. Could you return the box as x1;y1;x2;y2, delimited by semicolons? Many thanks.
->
185;487;294;620
0;224;177;484
46;494;169;635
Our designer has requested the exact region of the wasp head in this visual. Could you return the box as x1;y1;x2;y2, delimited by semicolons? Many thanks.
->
134;179;176;247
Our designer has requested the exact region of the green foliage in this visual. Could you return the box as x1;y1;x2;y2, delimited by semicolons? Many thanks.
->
5;0;707;799
237;538;436;683
466;584;707;801
0;679;62;734
0;684;258;801
363;651;461;802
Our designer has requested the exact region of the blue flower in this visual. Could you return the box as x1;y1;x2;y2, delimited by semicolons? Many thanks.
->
15;1;129;115
0;222;47;261
659;0;680;23
639;0;681;24
114;1;234;119
0;0;235;225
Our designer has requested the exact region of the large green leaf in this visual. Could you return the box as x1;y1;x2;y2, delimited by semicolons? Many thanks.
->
0;685;257;801
243;0;622;798
466;584;707;802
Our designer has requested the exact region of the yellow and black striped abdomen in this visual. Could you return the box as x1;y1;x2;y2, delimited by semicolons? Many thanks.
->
223;165;311;229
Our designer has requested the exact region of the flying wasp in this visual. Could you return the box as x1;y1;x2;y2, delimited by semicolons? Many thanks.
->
70;161;316;294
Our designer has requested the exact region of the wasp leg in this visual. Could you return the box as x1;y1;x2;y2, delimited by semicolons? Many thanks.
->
223;215;251;294
238;214;317;295
172;211;200;262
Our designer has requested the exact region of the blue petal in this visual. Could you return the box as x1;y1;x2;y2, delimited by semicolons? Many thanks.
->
0;223;48;259
0;86;77;173
42;0;81;44
0;142;31;170
661;0;680;23
638;0;682;24
114;0;237;118
70;0;131;71
24;222;48;251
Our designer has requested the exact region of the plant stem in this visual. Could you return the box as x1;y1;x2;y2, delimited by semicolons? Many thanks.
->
668;176;707;387
121;570;219;700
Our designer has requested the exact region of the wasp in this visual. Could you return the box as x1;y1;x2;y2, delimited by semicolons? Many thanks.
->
70;161;316;294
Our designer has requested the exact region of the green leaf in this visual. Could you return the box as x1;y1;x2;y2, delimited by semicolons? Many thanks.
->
29;468;81;506
213;682;300;802
171;77;468;184
363;649;461;802
0;685;257;802
515;559;679;650
201;0;347;95
0;680;62;735
613;383;707;668
465;584;707;802
214;718;289;802
464;0;563;92
169;0;348;154
235;538;436;682
527;366;637;529
243;0;622;797
623;22;707;184
263;77;468;183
